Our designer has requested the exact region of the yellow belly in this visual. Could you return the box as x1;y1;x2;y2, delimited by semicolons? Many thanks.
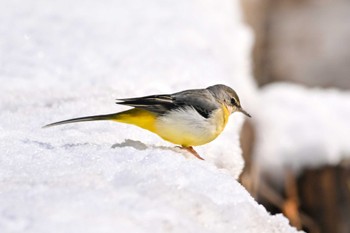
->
112;108;157;132
155;124;218;147
113;106;230;147
157;105;230;146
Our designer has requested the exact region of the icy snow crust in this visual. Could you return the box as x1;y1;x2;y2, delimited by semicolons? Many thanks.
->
0;0;299;232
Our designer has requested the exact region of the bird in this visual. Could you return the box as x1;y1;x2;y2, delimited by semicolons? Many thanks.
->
43;84;251;160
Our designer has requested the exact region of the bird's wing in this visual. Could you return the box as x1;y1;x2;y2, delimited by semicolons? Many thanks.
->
116;94;175;114
117;89;219;118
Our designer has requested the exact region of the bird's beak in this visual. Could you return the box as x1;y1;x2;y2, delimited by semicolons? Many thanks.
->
238;107;251;118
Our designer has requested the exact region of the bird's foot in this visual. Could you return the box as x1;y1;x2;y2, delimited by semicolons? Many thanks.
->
177;146;204;160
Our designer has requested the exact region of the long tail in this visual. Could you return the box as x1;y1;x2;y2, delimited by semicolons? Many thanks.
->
43;113;119;128
43;109;157;133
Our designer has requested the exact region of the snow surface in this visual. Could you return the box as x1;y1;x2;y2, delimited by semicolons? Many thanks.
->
254;83;350;177
0;0;300;232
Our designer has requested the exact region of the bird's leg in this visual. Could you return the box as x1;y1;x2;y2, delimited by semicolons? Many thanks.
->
180;146;205;160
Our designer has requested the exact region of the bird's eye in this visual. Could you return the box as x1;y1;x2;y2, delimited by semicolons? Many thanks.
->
231;98;237;106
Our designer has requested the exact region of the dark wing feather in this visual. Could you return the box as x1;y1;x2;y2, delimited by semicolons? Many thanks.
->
117;89;219;118
171;89;219;118
116;94;175;114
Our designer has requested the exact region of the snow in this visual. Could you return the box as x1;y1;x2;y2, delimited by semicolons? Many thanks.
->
254;83;350;177
0;0;300;232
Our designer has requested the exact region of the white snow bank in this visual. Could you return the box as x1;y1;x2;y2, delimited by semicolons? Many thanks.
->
254;83;350;177
0;0;257;178
0;138;299;233
0;0;299;232
0;0;256;93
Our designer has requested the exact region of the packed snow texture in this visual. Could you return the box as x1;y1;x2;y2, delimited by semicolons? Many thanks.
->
254;83;350;177
0;0;300;233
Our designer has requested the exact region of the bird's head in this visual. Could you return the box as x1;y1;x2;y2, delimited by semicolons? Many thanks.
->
207;84;251;117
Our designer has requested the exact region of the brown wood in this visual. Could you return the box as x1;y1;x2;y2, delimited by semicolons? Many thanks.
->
298;162;350;233
240;153;349;233
284;170;302;230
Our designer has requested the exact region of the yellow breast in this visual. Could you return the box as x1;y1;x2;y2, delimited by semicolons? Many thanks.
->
154;105;230;147
113;105;230;147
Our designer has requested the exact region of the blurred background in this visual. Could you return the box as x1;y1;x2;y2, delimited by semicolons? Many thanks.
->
239;0;350;233
1;0;349;232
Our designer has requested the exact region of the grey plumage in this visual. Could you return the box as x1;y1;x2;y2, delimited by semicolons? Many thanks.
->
117;86;222;118
43;84;250;158
207;84;240;106
44;84;249;128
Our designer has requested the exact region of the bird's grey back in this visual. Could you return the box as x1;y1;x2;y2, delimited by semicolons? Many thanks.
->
117;84;234;119
172;88;219;118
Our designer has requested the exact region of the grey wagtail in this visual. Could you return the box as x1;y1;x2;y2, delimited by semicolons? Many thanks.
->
44;84;251;160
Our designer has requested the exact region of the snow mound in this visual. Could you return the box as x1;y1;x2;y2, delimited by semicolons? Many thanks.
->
0;139;299;233
0;0;300;232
